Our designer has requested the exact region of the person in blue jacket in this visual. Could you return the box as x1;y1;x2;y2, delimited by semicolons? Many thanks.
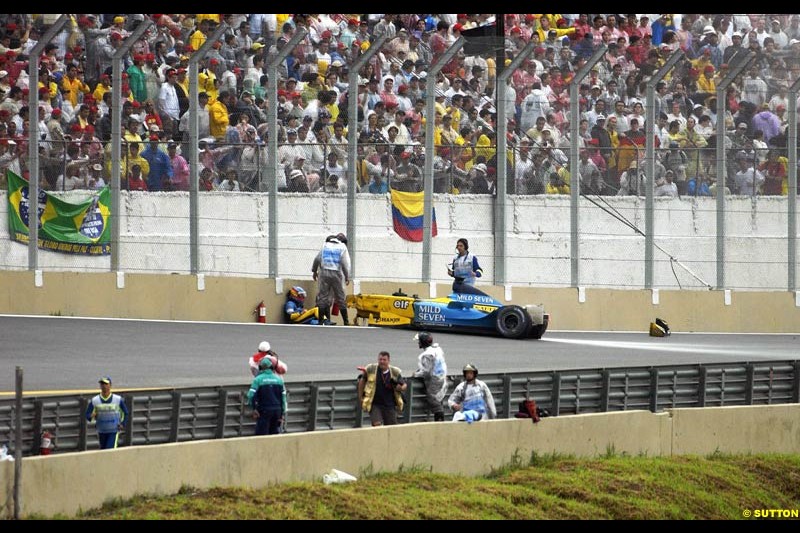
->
247;358;287;435
284;285;319;324
447;237;483;292
85;376;129;450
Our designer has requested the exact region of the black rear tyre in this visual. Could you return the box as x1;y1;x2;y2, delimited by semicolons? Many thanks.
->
527;314;549;339
495;305;531;339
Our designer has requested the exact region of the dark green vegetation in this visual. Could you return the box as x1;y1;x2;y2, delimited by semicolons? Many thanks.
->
68;454;800;519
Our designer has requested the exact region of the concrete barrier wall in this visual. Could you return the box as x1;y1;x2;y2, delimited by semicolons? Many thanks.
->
1;405;798;518
2;272;798;331
1;191;795;289
670;404;800;455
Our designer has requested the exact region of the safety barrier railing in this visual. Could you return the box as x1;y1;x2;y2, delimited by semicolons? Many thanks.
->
1;359;796;457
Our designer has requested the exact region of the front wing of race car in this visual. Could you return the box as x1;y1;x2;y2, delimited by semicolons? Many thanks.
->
346;291;549;339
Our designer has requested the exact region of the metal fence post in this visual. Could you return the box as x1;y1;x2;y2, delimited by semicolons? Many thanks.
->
307;384;319;431
186;22;228;274
14;367;22;520
169;391;181;443
422;37;464;282
495;42;536;284
787;76;800;291
649;368;659;412
266;28;307;278
78;397;88;451
698;366;707;408
123;395;134;447
26;16;69;273
354;384;364;428
645;50;684;287
714;51;757;288
31;401;43;455
745;363;755;405
215;389;228;439
403;379;414;423
569;45;607;287
345;35;387;278
600;369;611;412
501;375;512;419
550;372;561;416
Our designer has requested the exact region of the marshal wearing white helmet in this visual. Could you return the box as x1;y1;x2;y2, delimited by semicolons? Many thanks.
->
248;340;288;377
448;363;496;422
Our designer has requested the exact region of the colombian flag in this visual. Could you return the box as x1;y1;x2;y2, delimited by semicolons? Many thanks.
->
391;189;437;242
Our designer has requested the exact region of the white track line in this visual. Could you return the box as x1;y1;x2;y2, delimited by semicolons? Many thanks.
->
541;336;793;358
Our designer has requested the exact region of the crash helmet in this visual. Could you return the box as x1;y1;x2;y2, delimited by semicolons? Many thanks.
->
462;363;478;377
289;285;306;302
415;331;433;348
258;358;273;370
258;341;271;352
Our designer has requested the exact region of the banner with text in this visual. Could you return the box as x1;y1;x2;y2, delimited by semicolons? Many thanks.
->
6;171;111;255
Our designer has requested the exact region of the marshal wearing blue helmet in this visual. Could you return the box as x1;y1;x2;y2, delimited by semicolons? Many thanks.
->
284;285;320;324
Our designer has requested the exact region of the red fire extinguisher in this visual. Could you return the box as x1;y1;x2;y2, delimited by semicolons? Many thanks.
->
40;430;53;455
255;301;266;323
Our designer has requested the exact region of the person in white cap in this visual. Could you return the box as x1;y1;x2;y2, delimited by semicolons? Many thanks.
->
248;341;288;377
767;18;788;49
88;163;106;189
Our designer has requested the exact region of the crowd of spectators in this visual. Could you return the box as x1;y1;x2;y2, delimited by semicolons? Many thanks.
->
0;14;796;196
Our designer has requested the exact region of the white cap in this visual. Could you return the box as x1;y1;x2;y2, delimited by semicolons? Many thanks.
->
0;70;8;78
258;341;270;352
703;25;715;35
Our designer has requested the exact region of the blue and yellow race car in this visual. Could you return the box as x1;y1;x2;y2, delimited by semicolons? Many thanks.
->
346;287;549;339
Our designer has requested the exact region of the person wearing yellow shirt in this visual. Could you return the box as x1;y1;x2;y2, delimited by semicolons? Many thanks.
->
434;89;447;118
697;65;716;95
93;74;112;103
196;14;221;25
208;91;230;141
198;66;219;101
61;65;90;108
545;170;570;194
38;76;58;104
122;141;150;184
123;117;144;144
532;16;576;43
474;132;495;163
189;19;210;52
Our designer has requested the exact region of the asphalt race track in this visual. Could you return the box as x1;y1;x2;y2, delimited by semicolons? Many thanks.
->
0;315;797;394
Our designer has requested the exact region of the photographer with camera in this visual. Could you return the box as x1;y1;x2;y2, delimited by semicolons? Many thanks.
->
358;351;407;426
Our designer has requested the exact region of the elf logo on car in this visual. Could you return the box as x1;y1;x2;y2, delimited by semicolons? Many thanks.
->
393;300;410;309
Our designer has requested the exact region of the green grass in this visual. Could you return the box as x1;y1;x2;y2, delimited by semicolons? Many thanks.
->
66;454;800;520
